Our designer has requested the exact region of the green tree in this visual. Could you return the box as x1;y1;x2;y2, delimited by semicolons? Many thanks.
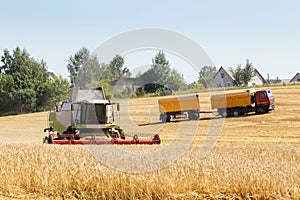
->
151;50;170;84
242;59;254;85
0;49;12;74
230;59;254;86
67;47;102;88
198;66;217;88
137;50;186;91
230;64;243;86
0;74;15;112
109;55;130;80
166;69;185;91
138;68;157;85
273;77;282;84
37;75;70;110
0;47;70;115
67;47;89;85
0;48;40;113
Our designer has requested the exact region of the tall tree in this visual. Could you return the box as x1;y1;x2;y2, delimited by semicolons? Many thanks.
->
109;55;130;80
230;59;254;86
242;59;254;85
0;47;70;114
166;69;185;91
37;74;70;110
67;47;101;88
67;47;89;85
138;50;171;86
230;64;243;86
138;50;186;91
152;50;170;85
198;66;217;88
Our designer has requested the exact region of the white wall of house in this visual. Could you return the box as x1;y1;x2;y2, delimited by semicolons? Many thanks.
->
214;67;234;87
248;76;264;86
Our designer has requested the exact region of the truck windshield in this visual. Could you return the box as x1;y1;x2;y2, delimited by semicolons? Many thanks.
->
267;90;273;97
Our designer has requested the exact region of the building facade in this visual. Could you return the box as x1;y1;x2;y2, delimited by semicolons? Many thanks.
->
290;73;300;83
213;67;234;87
248;69;267;86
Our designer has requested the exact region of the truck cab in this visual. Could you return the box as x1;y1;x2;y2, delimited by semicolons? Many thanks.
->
255;89;275;114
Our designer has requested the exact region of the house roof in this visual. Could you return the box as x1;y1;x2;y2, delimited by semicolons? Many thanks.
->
213;66;235;80
290;72;300;82
111;77;139;86
214;67;266;83
253;68;267;84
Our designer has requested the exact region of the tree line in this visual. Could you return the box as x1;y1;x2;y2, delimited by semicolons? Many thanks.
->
0;46;255;115
0;47;70;115
0;47;188;115
66;48;186;97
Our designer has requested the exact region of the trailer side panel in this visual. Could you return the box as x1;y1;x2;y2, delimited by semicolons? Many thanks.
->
158;94;200;113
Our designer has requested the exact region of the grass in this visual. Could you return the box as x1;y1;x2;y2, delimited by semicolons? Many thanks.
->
0;144;299;199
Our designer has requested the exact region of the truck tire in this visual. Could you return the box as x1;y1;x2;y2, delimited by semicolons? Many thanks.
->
255;106;265;114
232;109;240;117
219;109;229;118
188;111;199;120
161;113;171;123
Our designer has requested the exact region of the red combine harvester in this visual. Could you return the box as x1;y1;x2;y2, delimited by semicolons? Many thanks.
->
43;86;160;145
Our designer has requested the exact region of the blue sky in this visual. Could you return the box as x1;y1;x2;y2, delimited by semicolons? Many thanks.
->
0;0;299;82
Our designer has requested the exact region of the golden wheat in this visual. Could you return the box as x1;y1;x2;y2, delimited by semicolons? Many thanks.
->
0;144;299;199
0;85;300;199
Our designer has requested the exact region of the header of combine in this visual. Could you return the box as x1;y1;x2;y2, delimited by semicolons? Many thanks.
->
43;87;160;145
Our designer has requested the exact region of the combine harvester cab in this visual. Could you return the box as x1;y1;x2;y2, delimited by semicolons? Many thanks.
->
210;88;275;117
43;87;160;145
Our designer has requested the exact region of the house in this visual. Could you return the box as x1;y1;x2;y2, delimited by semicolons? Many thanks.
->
110;78;140;92
248;69;267;86
213;67;234;87
290;73;300;83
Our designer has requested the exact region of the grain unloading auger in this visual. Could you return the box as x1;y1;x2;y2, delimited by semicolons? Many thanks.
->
43;87;160;145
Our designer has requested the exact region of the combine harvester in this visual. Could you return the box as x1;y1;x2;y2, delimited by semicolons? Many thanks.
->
43;87;160;145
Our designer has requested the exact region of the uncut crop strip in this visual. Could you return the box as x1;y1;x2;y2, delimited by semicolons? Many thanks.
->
0;144;299;199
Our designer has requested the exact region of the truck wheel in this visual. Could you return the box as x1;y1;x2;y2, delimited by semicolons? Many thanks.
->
161;113;171;123
188;111;199;120
166;114;171;122
220;110;229;118
232;109;240;117
256;106;265;114
265;108;269;113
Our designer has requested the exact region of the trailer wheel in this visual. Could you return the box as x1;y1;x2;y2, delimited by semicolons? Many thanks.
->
232;109;240;117
161;113;171;123
188;111;199;120
220;109;229;118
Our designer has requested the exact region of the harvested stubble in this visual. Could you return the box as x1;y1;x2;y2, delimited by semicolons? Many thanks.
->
0;144;299;199
0;85;300;199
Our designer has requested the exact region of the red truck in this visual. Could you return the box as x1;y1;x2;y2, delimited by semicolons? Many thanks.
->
211;89;275;117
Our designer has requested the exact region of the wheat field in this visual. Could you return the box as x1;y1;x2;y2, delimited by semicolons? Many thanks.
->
0;85;299;199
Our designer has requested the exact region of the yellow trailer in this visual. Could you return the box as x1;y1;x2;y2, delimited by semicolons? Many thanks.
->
211;91;254;109
158;94;200;122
